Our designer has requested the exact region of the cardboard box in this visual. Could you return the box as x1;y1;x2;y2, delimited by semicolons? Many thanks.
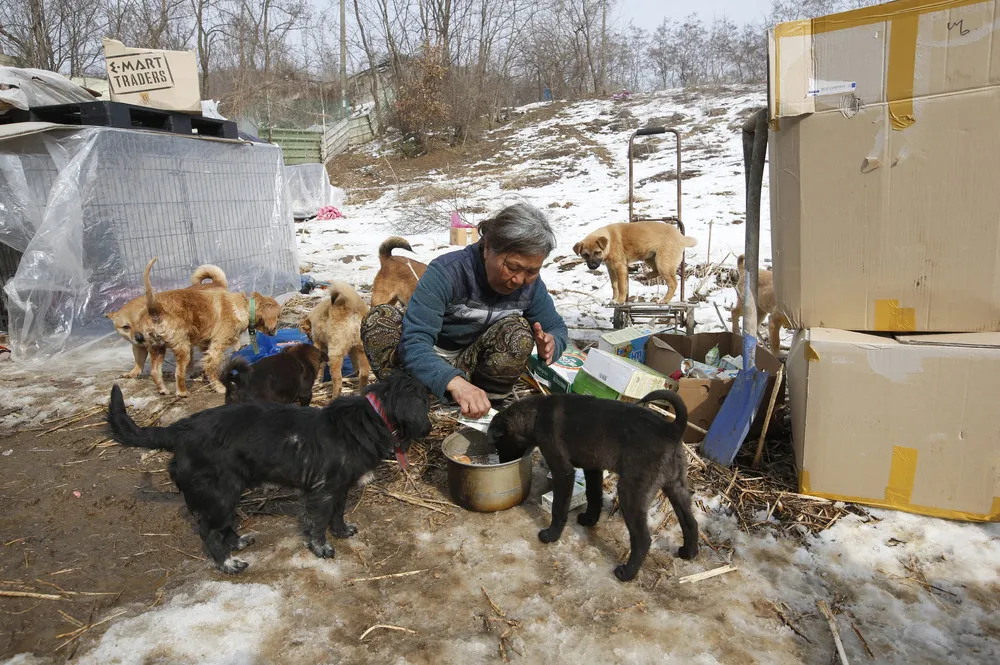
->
787;328;1000;521
573;349;676;401
526;347;586;393
597;325;668;363
571;369;622;400
768;1;1000;332
645;332;783;443
450;227;480;246
102;39;201;113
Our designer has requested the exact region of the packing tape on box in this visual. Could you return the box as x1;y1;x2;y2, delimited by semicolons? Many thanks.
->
885;445;918;505
772;0;986;130
799;465;1000;523
874;299;917;331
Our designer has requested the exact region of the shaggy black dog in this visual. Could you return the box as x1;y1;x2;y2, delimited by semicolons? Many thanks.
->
487;389;698;582
106;371;431;573
220;343;327;406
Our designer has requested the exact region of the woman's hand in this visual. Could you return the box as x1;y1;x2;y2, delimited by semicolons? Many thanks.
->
446;376;492;419
533;322;555;365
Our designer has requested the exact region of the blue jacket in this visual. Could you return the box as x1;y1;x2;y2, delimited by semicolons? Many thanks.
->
400;242;569;399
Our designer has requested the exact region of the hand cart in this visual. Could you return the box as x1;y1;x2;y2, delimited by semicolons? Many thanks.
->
610;126;696;334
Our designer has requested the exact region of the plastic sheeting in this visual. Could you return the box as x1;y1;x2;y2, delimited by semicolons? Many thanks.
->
0;126;300;360
284;163;345;219
0;67;96;112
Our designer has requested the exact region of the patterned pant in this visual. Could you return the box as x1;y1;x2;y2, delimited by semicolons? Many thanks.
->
360;304;535;398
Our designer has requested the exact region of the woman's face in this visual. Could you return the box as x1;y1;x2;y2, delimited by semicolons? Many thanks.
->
483;244;545;295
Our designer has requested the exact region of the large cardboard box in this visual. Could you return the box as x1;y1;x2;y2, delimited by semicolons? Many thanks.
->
787;328;1000;521
768;0;1000;332
103;39;201;113
645;332;783;443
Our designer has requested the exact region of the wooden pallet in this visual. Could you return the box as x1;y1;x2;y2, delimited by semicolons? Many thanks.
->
1;101;238;139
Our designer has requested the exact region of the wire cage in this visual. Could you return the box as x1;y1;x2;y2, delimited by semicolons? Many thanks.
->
0;126;300;359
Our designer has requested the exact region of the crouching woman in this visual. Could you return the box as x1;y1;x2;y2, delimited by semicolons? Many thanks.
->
360;203;569;418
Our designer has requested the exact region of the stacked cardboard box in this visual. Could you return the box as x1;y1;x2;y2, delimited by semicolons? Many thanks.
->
768;0;1000;521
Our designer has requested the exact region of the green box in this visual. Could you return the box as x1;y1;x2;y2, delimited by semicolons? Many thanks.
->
571;369;622;400
527;347;587;393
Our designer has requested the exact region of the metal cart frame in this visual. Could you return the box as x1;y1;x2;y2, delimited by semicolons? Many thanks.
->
611;126;696;334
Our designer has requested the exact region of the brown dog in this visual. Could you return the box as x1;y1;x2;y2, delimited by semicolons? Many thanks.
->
220;343;328;406
106;261;228;390
300;281;371;399
573;221;697;304
370;236;427;307
143;257;282;396
731;254;788;356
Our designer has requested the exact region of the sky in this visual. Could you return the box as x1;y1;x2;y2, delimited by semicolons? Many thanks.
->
615;0;773;29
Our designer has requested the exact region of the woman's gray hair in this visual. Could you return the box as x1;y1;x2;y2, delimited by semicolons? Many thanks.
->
477;203;557;257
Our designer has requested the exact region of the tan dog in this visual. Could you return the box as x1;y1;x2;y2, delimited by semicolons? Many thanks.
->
299;281;371;399
573;221;697;303
730;254;789;356
370;236;427;307
105;260;228;390
143;257;281;396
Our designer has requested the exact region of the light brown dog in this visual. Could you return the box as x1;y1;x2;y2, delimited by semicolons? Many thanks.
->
730;254;789;356
573;221;698;304
105;260;228;391
143;257;282;396
299;281;371;399
370;236;427;307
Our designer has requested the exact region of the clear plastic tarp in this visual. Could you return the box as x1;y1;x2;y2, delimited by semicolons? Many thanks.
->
0;125;300;360
284;162;345;219
0;67;96;112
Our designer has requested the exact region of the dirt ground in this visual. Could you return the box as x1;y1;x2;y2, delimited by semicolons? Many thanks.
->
0;351;681;664
4;341;1000;665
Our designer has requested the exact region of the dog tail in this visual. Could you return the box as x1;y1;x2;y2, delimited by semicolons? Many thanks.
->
636;389;688;439
143;257;162;322
106;384;175;451
220;356;252;402
682;234;698;248
736;254;745;273
327;280;364;311
190;264;228;289
379;236;414;264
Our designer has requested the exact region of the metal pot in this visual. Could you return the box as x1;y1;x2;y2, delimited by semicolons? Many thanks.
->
442;427;532;512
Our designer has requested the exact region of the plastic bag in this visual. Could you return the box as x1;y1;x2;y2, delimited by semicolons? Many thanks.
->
0;125;300;360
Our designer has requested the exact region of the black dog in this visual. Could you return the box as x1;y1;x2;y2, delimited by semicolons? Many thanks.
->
106;371;431;573
487;389;698;582
220;343;328;406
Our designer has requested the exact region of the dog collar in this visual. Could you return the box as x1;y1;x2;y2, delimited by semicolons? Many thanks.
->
365;392;408;469
248;296;259;354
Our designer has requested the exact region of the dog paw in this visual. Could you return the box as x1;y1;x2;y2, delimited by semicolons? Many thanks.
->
677;545;699;560
538;527;562;544
156;386;169;395
219;557;248;574
175;390;189;398
210;383;226;394
308;540;335;559
577;512;600;527
613;565;638;582
234;535;256;551
123;371;142;379
331;523;358;538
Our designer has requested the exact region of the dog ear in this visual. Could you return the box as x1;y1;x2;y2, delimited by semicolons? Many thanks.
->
382;373;431;444
572;241;582;256
596;235;610;252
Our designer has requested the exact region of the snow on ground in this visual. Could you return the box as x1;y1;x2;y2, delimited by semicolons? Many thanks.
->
298;85;771;345
4;86;1000;664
